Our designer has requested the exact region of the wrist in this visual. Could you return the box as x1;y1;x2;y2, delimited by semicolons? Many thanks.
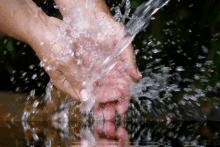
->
27;14;62;59
25;10;48;45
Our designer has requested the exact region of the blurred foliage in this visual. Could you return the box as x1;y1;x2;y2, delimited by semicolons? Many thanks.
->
0;36;16;76
130;0;140;9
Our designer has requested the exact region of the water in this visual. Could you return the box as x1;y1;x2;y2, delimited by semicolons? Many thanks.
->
1;0;220;146
56;0;170;113
93;0;170;79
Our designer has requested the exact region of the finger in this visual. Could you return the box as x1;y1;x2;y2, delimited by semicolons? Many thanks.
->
58;57;88;102
103;102;116;120
94;104;104;120
96;86;123;103
116;98;130;116
103;77;130;95
120;44;142;80
48;69;79;101
103;121;117;138
54;0;73;17
94;121;117;139
116;126;130;146
107;67;123;79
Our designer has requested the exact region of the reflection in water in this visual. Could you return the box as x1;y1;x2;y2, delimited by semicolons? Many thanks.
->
1;93;220;146
2;118;220;146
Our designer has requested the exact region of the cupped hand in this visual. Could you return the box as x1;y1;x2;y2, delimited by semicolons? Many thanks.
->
28;16;86;101
28;0;141;119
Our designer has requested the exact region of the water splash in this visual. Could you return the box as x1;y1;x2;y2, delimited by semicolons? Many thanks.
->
78;0;171;113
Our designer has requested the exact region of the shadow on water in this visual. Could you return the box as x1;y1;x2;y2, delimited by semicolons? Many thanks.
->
1;0;220;146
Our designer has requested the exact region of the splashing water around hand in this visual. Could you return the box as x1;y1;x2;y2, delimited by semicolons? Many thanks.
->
43;0;170;114
81;0;170;113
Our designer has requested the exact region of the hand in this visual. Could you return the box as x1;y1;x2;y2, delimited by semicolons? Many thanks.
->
28;0;141;120
28;16;85;101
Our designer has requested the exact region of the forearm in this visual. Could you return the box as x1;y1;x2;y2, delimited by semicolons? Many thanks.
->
0;0;46;43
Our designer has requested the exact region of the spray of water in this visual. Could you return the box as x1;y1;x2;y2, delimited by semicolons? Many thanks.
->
75;0;170;113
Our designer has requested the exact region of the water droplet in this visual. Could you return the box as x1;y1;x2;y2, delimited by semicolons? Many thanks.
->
40;72;44;76
189;4;194;7
4;39;7;44
176;66;185;71
16;41;20;45
194;74;200;80
29;64;34;69
15;87;20;92
3;51;7;55
200;68;205;72
30;89;36;97
66;48;74;56
38;83;41;87
54;4;58;9
134;49;139;55
161;66;172;73
77;59;82;65
38;7;42;12
156;41;161;45
59;4;66;11
188;29;192;33
32;74;37;80
183;88;192;92
198;55;205;59
22;72;27;77
202;45;208;53
216;82;220;88
43;57;47;62
204;60;213;65
152;49;160;53
151;17;155;20
33;100;39;108
39;61;45;67
46;65;52;71
33;134;39;141
142;40;147;45
177;49;182;53
10;77;14;82
208;69;214;72
40;41;44;45
196;63;202;67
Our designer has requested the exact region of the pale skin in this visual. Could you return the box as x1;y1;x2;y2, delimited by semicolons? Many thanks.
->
0;0;142;120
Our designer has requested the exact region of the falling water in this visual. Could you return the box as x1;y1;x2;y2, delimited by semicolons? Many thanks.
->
79;0;171;113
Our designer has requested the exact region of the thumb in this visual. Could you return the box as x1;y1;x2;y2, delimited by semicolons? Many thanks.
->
59;57;89;102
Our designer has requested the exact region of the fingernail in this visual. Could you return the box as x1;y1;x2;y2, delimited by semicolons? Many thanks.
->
80;89;88;101
137;68;142;77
